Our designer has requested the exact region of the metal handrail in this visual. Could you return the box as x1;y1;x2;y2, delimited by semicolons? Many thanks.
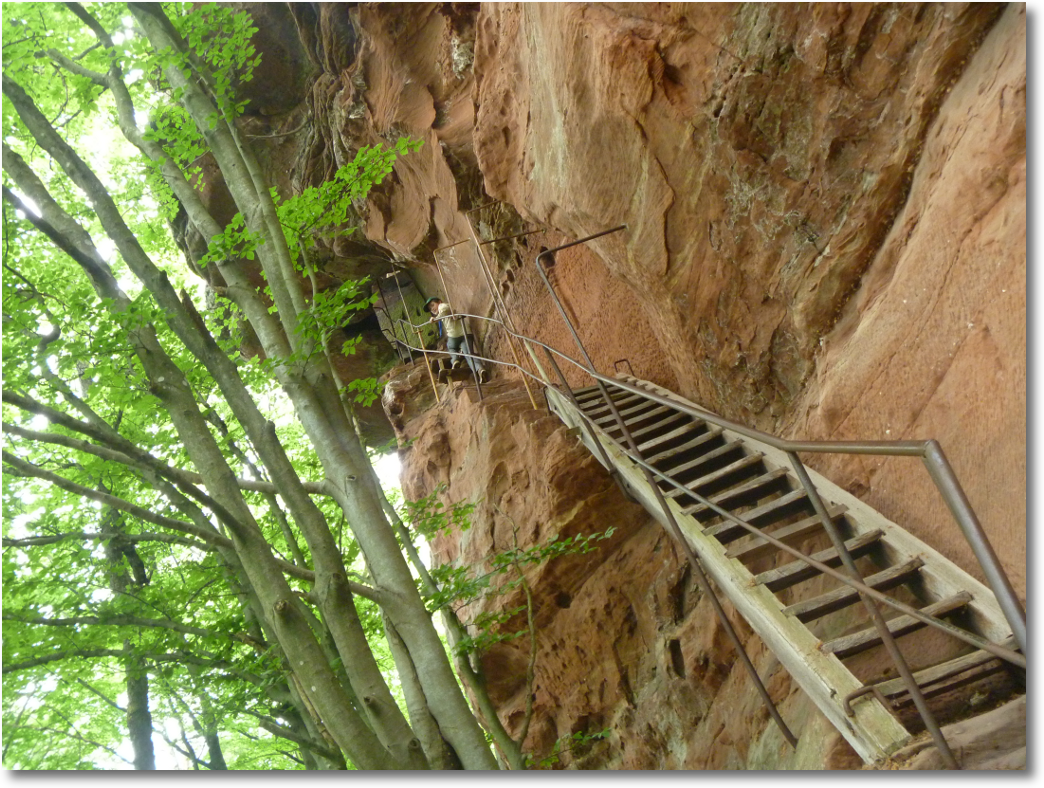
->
391;279;1025;765
531;226;1025;768
391;312;1025;667
532;229;1026;656
395;312;798;746
414;221;1026;655
394;305;1027;770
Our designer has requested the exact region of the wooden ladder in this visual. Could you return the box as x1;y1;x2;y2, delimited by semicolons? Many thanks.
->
546;377;1022;765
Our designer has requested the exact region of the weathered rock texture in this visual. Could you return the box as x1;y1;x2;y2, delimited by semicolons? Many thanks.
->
229;1;1025;770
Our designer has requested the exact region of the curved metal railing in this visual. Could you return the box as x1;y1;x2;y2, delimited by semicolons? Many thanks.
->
390;315;1018;663
392;224;1025;767
391;309;1025;667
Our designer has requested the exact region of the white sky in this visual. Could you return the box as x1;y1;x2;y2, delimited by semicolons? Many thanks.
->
372;451;402;491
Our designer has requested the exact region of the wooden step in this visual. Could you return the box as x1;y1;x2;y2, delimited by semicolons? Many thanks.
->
646;426;720;468
613;410;689;442
664;453;766;501
572;385;607;404
726;506;848;562
784;557;925;623
573;385;626;406
823;592;974;659
680;471;785;521
755;530;884;593
700;487;812;541
638;421;712;456
872;638;1017;704
546;379;1021;766
592;399;665;426
584;391;646;418
663;441;758;485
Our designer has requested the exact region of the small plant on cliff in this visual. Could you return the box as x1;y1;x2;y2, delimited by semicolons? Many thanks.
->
400;491;615;767
525;728;612;769
403;489;614;635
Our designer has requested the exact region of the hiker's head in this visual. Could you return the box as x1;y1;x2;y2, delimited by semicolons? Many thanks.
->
425;297;442;315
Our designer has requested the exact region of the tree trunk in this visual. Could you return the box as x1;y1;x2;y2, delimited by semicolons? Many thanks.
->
125;644;157;771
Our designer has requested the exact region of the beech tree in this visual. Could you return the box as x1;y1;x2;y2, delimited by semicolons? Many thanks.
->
1;2;515;770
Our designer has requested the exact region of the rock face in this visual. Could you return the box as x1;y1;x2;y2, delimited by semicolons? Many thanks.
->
232;1;1024;770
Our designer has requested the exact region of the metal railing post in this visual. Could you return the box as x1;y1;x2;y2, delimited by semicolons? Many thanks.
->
534;227;798;749
463;217;542;407
923;441;1026;654
788;453;958;769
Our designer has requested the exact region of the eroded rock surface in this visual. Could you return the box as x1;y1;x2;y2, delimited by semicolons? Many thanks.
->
396;3;1022;770
226;1;1025;770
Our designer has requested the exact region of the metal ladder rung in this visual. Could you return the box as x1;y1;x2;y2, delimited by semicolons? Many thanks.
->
784;557;925;623
823;592;974;659
755;530;884;593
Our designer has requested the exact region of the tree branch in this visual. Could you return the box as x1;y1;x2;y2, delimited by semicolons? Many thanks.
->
2;449;227;547
240;709;342;762
3;529;211;551
11;724;132;766
71;677;125;712
3;648;126;674
3;613;218;640
2;420;327;498
0;178;122;299
2;646;238;675
45;48;107;86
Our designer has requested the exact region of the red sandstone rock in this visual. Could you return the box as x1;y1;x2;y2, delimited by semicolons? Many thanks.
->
359;2;1024;769
220;2;1025;768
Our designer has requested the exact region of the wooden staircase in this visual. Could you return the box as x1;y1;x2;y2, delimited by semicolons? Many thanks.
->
546;376;1023;765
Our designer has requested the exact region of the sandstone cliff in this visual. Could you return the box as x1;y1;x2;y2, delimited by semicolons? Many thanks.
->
220;2;1024;769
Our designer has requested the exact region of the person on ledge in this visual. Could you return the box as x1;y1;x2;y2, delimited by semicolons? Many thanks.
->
424;297;490;383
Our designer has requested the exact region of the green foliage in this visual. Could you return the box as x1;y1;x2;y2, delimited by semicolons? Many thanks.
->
344;377;384;407
490;528;618;572
0;0;471;772
198;140;421;388
404;491;615;657
167;4;261;119
278;139;421;243
401;487;476;542
525;729;611;769
141;103;208;210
